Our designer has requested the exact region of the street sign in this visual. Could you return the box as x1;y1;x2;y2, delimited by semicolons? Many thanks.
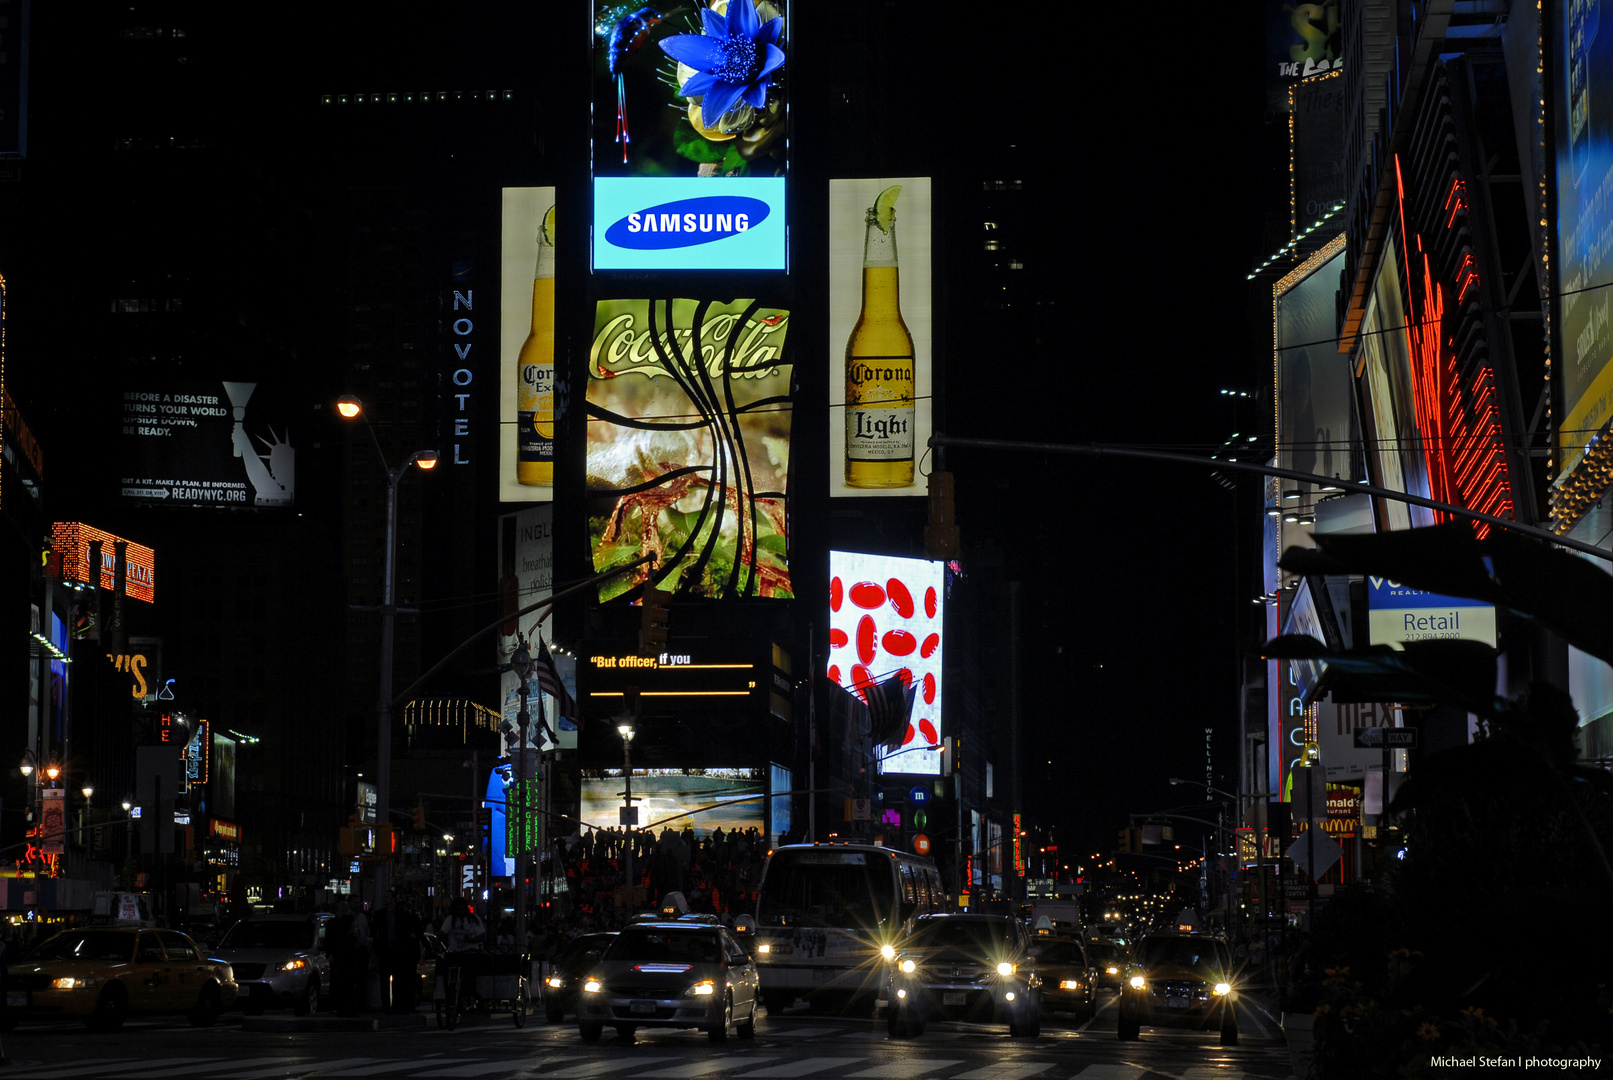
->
851;798;872;821
909;785;931;805
1284;829;1342;881
912;833;931;856
1352;727;1418;749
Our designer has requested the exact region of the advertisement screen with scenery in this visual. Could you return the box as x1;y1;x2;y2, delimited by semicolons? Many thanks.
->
501;187;558;502
580;768;766;837
587;297;792;599
830;177;932;498
119;380;294;508
1556;0;1613;474
590;2;788;271
827;551;944;776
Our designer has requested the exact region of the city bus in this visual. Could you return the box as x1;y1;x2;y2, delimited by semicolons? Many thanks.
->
751;842;945;1014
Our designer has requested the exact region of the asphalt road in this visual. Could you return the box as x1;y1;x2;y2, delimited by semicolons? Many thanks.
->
0;991;1296;1080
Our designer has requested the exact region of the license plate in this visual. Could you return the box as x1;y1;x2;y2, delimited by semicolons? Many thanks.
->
1166;995;1189;1010
630;1000;656;1015
811;968;830;981
942;992;967;1006
5;993;24;1009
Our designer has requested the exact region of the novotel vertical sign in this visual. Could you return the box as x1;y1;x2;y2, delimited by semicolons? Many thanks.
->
594;178;786;271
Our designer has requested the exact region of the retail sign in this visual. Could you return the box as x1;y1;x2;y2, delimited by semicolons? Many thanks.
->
48;524;155;602
208;819;241;843
1367;578;1496;647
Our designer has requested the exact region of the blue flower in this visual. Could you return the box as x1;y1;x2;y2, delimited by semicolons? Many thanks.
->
659;1;784;130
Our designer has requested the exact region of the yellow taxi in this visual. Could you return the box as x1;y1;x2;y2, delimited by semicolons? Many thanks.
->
2;927;238;1030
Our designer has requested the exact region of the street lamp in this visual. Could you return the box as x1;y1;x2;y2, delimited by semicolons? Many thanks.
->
618;722;636;903
337;394;438;902
1170;776;1274;933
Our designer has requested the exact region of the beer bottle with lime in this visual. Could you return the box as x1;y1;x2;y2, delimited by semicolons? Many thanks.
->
517;205;556;486
844;186;916;488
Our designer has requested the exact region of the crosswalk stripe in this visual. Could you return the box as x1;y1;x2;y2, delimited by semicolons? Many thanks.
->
951;1064;1055;1080
1181;1070;1248;1080
761;1027;841;1039
6;1058;227;1080
118;1059;298;1078
1069;1066;1148;1079
545;1057;682;1078
845;1061;961;1078
410;1060;548;1078
735;1057;867;1078
325;1062;436;1078
638;1057;781;1077
224;1059;373;1079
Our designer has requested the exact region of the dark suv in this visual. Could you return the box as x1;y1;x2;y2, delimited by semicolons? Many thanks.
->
882;914;1042;1038
1117;932;1238;1044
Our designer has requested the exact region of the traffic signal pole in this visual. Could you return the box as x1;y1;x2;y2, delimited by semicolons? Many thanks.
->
928;435;1613;563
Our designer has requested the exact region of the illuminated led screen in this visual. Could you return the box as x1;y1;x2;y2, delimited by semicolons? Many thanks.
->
586;298;792;599
827;551;944;775
579;768;765;837
589;2;788;271
829;177;932;498
500;186;558;503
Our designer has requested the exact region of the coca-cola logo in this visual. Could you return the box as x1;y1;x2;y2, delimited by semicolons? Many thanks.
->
605;196;770;250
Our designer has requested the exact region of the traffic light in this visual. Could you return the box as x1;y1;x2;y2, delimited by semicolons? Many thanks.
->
374;824;397;860
1117;827;1142;854
639;587;672;655
924;471;961;561
411;801;426;831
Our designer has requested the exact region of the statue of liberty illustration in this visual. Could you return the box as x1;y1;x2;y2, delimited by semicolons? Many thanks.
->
223;381;294;507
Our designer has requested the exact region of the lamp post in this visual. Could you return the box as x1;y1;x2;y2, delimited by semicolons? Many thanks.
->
617;722;636;907
122;797;134;869
510;641;533;951
337;395;438;903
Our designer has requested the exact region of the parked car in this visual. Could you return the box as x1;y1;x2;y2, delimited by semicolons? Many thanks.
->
1117;932;1238;1044
576;922;759;1042
213;913;330;1016
1;927;237;1030
882;913;1042;1038
1033;936;1096;1019
542;932;616;1022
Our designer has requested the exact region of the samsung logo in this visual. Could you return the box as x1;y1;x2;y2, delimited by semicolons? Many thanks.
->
605;196;771;250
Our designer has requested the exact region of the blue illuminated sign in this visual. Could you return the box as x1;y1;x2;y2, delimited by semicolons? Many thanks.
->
594;177;786;271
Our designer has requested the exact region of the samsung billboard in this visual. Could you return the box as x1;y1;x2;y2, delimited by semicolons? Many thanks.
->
590;2;788;273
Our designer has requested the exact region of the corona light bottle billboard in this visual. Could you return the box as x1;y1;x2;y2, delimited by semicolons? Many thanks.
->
844;185;915;487
516;206;556;486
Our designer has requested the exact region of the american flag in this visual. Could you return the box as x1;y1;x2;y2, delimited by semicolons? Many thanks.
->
866;673;917;752
532;636;578;725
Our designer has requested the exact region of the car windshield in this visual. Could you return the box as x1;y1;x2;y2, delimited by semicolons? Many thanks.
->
756;852;897;930
559;935;612;964
1089;944;1126;963
906;919;1014;954
1035;941;1085;964
1140;938;1227;974
218;921;314;950
605;929;722;964
28;931;136;963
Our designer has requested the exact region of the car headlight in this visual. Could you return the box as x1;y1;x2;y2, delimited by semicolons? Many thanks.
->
899;959;916;974
583;979;602;994
686;981;716;997
1059;979;1080;990
1106;966;1119;975
996;962;1014;977
757;943;771;954
1214;982;1232;996
880;944;895;961
546;976;564;988
50;977;97;990
1129;975;1146;990
280;959;308;972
